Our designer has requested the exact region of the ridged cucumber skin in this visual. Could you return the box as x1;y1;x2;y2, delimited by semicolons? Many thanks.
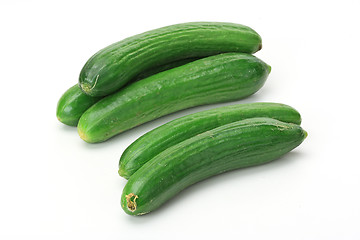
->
133;57;199;81
56;85;102;126
77;53;270;143
79;22;262;97
118;102;301;179
121;118;307;215
56;58;199;126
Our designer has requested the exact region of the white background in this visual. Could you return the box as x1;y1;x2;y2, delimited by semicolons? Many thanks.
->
1;0;359;239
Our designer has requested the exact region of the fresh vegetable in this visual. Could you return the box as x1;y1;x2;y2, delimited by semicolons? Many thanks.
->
56;85;102;126
78;53;271;143
79;22;262;97
56;58;199;126
133;57;200;81
121;117;307;215
119;102;301;179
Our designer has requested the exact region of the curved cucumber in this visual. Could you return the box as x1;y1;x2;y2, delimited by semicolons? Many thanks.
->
78;53;270;143
56;58;199;126
118;102;301;179
121;117;307;215
79;22;262;96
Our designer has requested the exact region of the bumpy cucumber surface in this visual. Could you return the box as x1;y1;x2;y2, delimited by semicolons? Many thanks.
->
78;53;270;143
79;22;262;96
133;57;200;81
56;85;102;126
118;102;301;179
121;117;307;215
56;58;198;126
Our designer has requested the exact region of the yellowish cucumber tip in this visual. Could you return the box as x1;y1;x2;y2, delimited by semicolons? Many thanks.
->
78;128;90;142
118;168;130;179
267;64;272;73
125;193;139;212
303;130;308;139
80;82;92;94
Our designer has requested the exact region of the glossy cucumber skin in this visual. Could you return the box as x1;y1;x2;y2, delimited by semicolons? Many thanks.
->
79;22;262;96
56;85;102;126
56;58;199;126
121;118;307;215
77;53;270;143
118;102;301;179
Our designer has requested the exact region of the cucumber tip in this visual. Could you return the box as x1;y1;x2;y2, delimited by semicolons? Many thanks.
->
118;168;130;179
125;193;138;212
80;82;92;94
267;64;272;73
78;128;90;142
303;130;308;139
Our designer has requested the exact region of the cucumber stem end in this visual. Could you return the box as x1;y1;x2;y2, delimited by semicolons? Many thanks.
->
118;168;130;180
126;193;138;212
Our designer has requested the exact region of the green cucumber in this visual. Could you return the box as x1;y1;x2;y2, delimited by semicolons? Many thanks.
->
118;102;301;179
133;57;200;81
121;117;307;215
56;58;199;126
79;22;262;96
56;85;102;126
78;53;270;143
